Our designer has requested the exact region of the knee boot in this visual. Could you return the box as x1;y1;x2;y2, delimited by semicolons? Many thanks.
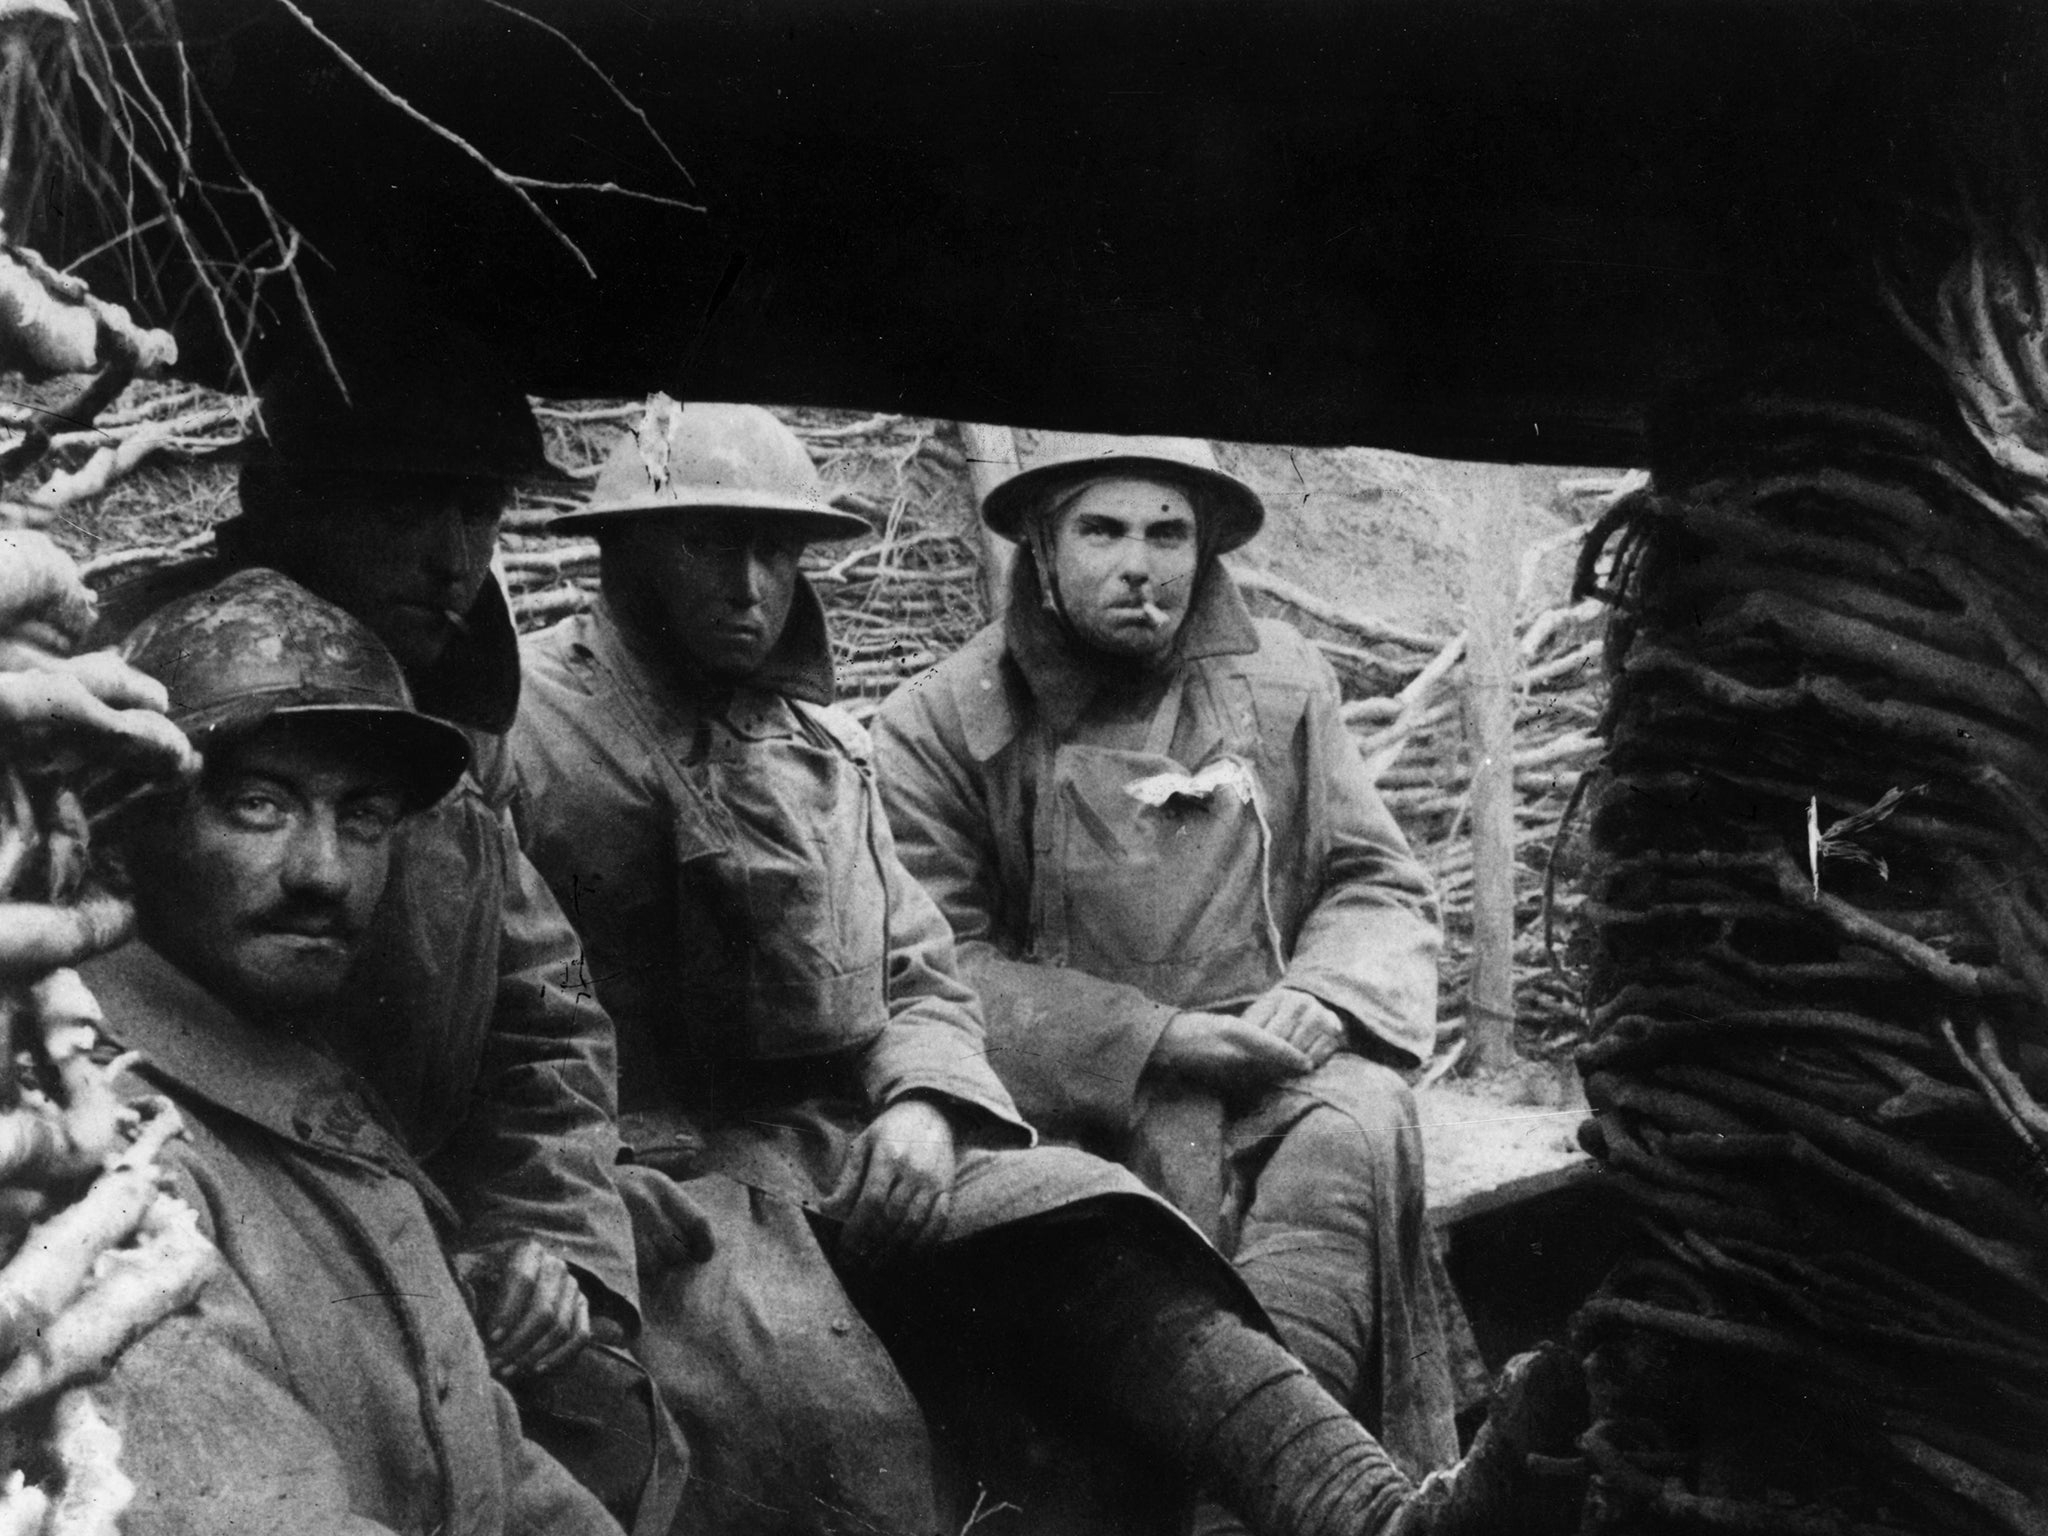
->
1229;1072;1460;1476
946;1209;1586;1536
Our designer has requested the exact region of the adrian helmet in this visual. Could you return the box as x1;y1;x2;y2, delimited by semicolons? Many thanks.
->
121;568;471;809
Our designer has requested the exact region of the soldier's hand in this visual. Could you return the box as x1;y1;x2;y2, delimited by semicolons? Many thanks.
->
825;1097;957;1266
1239;987;1346;1070
453;1239;591;1381
0;530;197;780
0;654;197;776
1149;1011;1315;1090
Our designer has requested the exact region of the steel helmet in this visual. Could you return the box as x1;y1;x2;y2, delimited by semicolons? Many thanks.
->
121;569;471;810
981;431;1266;552
549;399;871;541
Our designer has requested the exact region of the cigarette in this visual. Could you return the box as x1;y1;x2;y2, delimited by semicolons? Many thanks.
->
1139;601;1168;626
441;608;472;637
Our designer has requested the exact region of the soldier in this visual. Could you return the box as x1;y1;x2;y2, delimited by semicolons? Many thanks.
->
874;433;1462;1479
509;400;1584;1536
90;331;674;1529
84;568;632;1536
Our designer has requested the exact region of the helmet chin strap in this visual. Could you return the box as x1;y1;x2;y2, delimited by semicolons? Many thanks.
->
1021;478;1099;630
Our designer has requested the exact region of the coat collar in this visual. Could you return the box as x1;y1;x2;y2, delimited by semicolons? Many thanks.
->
411;574;521;734
1003;555;1261;737
591;576;837;711
80;941;447;1210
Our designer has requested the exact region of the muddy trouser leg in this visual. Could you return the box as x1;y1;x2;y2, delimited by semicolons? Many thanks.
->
1224;1057;1461;1480
866;1201;1416;1536
641;1177;940;1536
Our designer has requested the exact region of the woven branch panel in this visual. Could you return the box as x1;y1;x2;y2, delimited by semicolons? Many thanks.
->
1569;238;2048;1530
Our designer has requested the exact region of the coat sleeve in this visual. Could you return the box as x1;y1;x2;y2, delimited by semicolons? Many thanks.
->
853;727;1036;1146
433;761;642;1326
874;675;1177;1149
1276;645;1442;1068
100;1153;406;1536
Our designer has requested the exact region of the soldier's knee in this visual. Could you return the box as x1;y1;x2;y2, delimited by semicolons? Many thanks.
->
1308;1056;1419;1159
1283;1105;1387;1187
1251;1116;1379;1228
1249;1067;1424;1226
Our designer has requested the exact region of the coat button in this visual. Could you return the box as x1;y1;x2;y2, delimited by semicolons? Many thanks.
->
830;1319;852;1336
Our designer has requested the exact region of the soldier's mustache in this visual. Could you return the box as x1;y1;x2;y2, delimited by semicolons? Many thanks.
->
253;899;362;942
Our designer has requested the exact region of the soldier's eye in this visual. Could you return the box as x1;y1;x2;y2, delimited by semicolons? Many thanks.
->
680;534;746;557
223;791;287;830
340;799;402;843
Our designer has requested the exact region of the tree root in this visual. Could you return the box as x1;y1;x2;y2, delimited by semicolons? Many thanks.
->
0;1189;214;1417
0;895;132;981
43;1389;131;1536
0;1477;48;1536
1885;1436;2048;1536
0;1162;159;1367
0;969;133;1189
1652;1062;2048;1244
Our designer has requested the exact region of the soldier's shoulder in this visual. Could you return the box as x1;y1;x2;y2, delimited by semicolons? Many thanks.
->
886;624;1005;710
1195;615;1329;692
1245;614;1324;665
516;615;613;721
517;612;589;675
876;624;1019;762
793;697;875;762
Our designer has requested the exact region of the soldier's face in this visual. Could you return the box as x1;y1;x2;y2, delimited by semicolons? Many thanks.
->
617;516;806;679
261;473;507;673
1049;479;1200;659
123;724;405;1022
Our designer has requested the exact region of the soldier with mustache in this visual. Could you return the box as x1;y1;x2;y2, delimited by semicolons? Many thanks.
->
90;316;676;1530
84;569;636;1536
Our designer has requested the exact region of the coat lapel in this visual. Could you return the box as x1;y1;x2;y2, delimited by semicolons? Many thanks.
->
81;942;458;1226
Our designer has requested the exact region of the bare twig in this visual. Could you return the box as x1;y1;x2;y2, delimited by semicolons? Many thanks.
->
472;0;697;188
262;0;598;277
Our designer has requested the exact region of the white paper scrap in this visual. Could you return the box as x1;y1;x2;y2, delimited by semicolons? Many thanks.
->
1125;758;1257;808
